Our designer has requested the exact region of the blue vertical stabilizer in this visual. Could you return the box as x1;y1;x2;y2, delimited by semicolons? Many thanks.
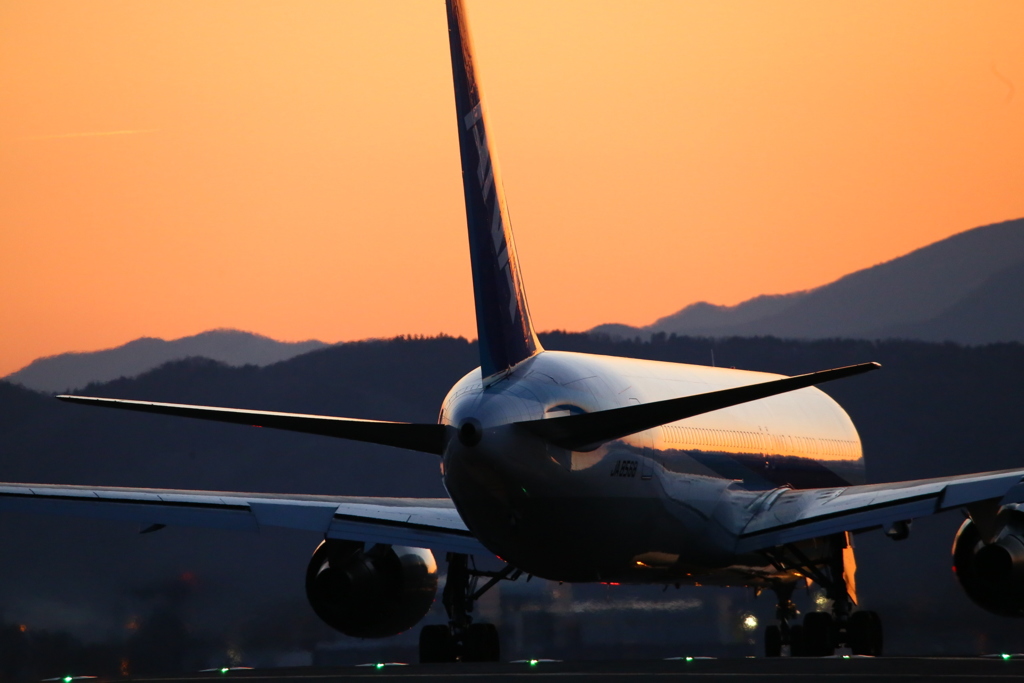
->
446;0;542;380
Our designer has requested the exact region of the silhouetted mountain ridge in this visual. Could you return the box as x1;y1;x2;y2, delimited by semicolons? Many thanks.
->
4;329;330;393
592;218;1024;343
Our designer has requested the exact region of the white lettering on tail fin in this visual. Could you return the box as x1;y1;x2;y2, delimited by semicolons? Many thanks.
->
465;103;517;323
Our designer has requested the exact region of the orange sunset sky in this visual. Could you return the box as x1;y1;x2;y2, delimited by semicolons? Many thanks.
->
1;0;1022;378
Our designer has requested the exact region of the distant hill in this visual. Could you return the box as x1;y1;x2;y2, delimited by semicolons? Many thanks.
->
592;218;1024;344
3;329;330;393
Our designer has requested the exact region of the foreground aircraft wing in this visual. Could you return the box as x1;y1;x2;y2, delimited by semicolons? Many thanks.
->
736;468;1024;553
57;395;450;455
0;483;487;555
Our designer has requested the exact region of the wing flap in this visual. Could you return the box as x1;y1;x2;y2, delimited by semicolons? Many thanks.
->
736;469;1024;553
249;501;338;533
329;503;485;555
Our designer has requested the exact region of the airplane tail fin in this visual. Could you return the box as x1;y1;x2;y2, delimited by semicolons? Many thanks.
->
447;0;542;381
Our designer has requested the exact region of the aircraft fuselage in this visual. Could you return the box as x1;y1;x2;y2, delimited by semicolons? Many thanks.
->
441;350;863;584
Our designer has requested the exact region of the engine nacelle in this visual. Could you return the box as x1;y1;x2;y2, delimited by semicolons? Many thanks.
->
305;540;439;638
953;517;1024;617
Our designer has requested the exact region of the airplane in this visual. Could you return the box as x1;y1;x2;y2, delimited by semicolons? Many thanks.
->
4;0;1024;663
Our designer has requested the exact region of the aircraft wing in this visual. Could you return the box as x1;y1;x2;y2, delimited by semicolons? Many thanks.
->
735;468;1024;553
0;483;488;556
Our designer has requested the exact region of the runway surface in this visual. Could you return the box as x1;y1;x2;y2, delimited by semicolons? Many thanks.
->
129;657;1024;683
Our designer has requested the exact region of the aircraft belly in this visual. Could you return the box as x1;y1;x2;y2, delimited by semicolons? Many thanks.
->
444;438;740;583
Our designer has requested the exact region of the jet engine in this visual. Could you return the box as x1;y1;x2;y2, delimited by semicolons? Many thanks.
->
305;539;439;638
953;516;1024;617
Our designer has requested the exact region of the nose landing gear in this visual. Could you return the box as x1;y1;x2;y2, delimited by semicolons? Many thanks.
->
762;533;883;657
419;553;520;663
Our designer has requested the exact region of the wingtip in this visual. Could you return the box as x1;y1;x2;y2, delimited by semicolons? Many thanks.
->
843;361;881;373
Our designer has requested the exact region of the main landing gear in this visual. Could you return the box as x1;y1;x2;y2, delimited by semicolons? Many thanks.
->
762;533;883;657
419;553;521;663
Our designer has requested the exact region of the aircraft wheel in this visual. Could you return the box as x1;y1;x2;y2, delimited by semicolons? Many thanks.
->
764;625;782;657
419;624;457;663
463;622;500;662
848;610;883;656
789;624;805;657
802;611;835;656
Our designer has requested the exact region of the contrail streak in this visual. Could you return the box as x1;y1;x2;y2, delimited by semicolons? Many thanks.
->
17;128;161;142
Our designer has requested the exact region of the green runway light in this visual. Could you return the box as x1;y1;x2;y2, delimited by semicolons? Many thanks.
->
685;657;694;662
63;677;72;682
529;659;539;666
843;655;850;660
220;668;229;674
1002;654;1012;660
376;663;385;669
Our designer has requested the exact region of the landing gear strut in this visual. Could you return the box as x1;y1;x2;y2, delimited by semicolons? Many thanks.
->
764;581;798;657
762;533;883;657
419;553;520;663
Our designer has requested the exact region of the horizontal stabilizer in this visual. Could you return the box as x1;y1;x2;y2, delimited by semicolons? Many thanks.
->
517;362;880;451
56;395;450;455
